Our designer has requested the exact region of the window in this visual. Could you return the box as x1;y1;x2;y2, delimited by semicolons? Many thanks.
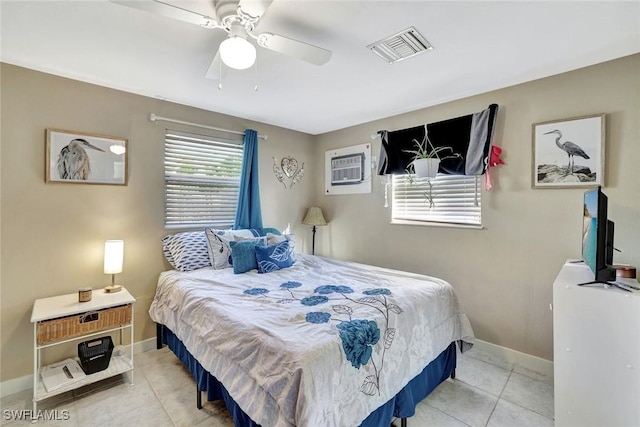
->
391;174;481;227
164;130;243;229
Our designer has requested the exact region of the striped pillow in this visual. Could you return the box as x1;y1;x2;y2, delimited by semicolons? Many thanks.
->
162;231;211;272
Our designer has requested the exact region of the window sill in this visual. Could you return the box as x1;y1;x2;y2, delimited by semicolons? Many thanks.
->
390;219;484;230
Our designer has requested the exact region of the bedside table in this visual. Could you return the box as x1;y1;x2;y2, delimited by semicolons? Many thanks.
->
30;287;136;415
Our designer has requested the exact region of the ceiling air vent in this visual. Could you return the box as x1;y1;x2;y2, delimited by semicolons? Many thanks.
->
367;26;433;64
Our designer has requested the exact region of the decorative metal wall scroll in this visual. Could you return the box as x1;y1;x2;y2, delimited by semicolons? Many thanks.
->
273;156;305;189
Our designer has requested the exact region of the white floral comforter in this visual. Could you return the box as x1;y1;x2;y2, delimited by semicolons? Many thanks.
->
149;255;474;427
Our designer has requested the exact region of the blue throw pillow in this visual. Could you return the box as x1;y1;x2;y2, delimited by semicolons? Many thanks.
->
255;241;294;274
230;240;265;274
261;227;282;236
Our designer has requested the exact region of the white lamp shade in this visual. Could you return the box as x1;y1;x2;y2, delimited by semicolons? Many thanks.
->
104;240;124;275
219;36;256;70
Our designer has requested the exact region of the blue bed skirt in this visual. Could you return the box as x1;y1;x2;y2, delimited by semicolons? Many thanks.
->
160;325;456;426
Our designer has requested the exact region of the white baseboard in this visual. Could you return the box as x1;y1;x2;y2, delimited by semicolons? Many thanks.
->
473;339;554;379
0;338;156;398
0;374;32;399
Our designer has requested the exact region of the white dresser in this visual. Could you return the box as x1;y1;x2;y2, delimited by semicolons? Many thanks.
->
553;261;640;427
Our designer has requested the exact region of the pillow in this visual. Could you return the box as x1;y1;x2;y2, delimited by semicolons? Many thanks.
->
205;228;263;269
261;227;282;236
162;231;211;272
229;240;265;274
266;232;296;261
256;241;294;274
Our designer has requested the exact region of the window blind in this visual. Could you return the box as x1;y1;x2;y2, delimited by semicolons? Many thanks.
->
164;130;243;228
391;174;481;226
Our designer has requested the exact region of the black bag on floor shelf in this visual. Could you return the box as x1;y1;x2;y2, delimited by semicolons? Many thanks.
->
78;336;114;375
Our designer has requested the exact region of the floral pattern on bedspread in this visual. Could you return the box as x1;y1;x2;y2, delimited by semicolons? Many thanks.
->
149;254;475;427
244;282;402;396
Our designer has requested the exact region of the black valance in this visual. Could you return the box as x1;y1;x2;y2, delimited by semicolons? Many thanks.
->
377;104;499;176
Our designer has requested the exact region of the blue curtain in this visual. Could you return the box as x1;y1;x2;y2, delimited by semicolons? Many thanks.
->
234;129;263;229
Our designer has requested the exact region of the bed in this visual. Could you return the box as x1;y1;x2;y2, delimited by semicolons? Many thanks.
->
150;243;474;427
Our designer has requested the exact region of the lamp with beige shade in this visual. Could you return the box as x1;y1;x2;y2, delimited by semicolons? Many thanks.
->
302;207;327;255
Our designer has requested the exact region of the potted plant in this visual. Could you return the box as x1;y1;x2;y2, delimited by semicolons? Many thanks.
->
404;137;460;179
404;137;461;208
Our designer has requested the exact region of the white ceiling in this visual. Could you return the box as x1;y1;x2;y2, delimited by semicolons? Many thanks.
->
2;1;639;135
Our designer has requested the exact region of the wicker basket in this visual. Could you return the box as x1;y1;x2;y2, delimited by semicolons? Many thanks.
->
37;304;132;345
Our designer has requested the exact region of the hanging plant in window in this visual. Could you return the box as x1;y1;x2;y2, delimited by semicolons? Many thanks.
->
404;136;460;178
404;137;461;207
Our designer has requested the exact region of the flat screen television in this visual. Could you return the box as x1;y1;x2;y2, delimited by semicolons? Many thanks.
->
581;186;616;284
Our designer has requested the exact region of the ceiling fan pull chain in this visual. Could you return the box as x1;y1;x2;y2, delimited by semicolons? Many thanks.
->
218;57;223;90
254;53;259;92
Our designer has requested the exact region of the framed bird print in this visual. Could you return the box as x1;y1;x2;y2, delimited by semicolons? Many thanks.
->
45;129;128;185
531;114;605;189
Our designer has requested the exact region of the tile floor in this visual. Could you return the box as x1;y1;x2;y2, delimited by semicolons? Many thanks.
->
1;346;553;426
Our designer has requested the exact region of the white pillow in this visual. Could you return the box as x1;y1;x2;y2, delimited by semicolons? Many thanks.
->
205;228;263;269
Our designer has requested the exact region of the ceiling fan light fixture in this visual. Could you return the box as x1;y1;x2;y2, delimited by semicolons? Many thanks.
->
220;35;256;70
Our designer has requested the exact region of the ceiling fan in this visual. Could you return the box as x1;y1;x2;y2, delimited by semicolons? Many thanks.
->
110;0;332;78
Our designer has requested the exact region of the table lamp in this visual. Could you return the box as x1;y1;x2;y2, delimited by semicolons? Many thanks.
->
104;240;124;292
302;207;327;255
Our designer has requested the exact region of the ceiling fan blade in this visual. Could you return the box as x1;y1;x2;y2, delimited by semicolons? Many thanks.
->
238;0;273;21
257;33;331;66
109;0;217;28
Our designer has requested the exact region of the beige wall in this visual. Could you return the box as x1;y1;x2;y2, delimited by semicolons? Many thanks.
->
1;54;638;382
312;54;640;361
0;64;316;381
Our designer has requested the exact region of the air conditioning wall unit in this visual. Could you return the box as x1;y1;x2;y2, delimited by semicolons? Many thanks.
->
331;153;364;186
325;143;372;195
